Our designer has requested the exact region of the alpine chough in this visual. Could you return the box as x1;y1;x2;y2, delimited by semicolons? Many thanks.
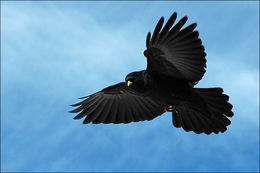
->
70;12;234;135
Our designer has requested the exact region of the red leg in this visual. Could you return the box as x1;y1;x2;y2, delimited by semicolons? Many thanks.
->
164;106;171;112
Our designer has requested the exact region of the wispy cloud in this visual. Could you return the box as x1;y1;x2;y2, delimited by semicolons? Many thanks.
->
1;1;259;172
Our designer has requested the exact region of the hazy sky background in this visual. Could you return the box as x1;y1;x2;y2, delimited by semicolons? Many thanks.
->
1;1;259;172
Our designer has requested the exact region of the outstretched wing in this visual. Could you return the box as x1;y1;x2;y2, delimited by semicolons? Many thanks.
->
69;83;165;124
145;12;207;83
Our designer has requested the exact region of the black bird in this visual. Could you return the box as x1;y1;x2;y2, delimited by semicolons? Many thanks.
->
70;12;234;134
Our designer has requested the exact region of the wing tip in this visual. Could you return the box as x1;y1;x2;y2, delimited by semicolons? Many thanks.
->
159;16;164;22
181;16;188;24
73;116;82;120
70;103;80;107
69;106;83;113
78;95;90;99
146;32;151;48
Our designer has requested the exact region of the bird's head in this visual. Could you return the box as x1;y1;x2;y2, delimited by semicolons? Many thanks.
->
125;71;144;87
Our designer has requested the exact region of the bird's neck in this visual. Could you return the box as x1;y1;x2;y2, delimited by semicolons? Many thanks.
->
143;71;156;87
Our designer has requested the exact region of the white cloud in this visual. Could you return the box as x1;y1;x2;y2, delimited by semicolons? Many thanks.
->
1;1;259;172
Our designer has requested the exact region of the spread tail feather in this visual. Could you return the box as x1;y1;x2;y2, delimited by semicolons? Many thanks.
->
172;88;234;134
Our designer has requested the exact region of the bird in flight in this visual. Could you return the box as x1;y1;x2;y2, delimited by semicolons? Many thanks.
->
70;12;234;135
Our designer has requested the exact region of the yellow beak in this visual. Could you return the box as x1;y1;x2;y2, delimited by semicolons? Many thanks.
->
127;81;133;87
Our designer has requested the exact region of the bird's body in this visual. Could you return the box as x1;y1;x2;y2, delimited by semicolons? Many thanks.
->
70;12;234;134
126;70;190;106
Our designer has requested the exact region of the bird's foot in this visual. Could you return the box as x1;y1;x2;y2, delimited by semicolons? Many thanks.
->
164;105;174;112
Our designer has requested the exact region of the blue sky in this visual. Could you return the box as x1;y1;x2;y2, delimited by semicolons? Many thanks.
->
1;1;259;172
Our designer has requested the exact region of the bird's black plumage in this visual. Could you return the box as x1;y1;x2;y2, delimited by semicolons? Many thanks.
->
70;12;234;134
